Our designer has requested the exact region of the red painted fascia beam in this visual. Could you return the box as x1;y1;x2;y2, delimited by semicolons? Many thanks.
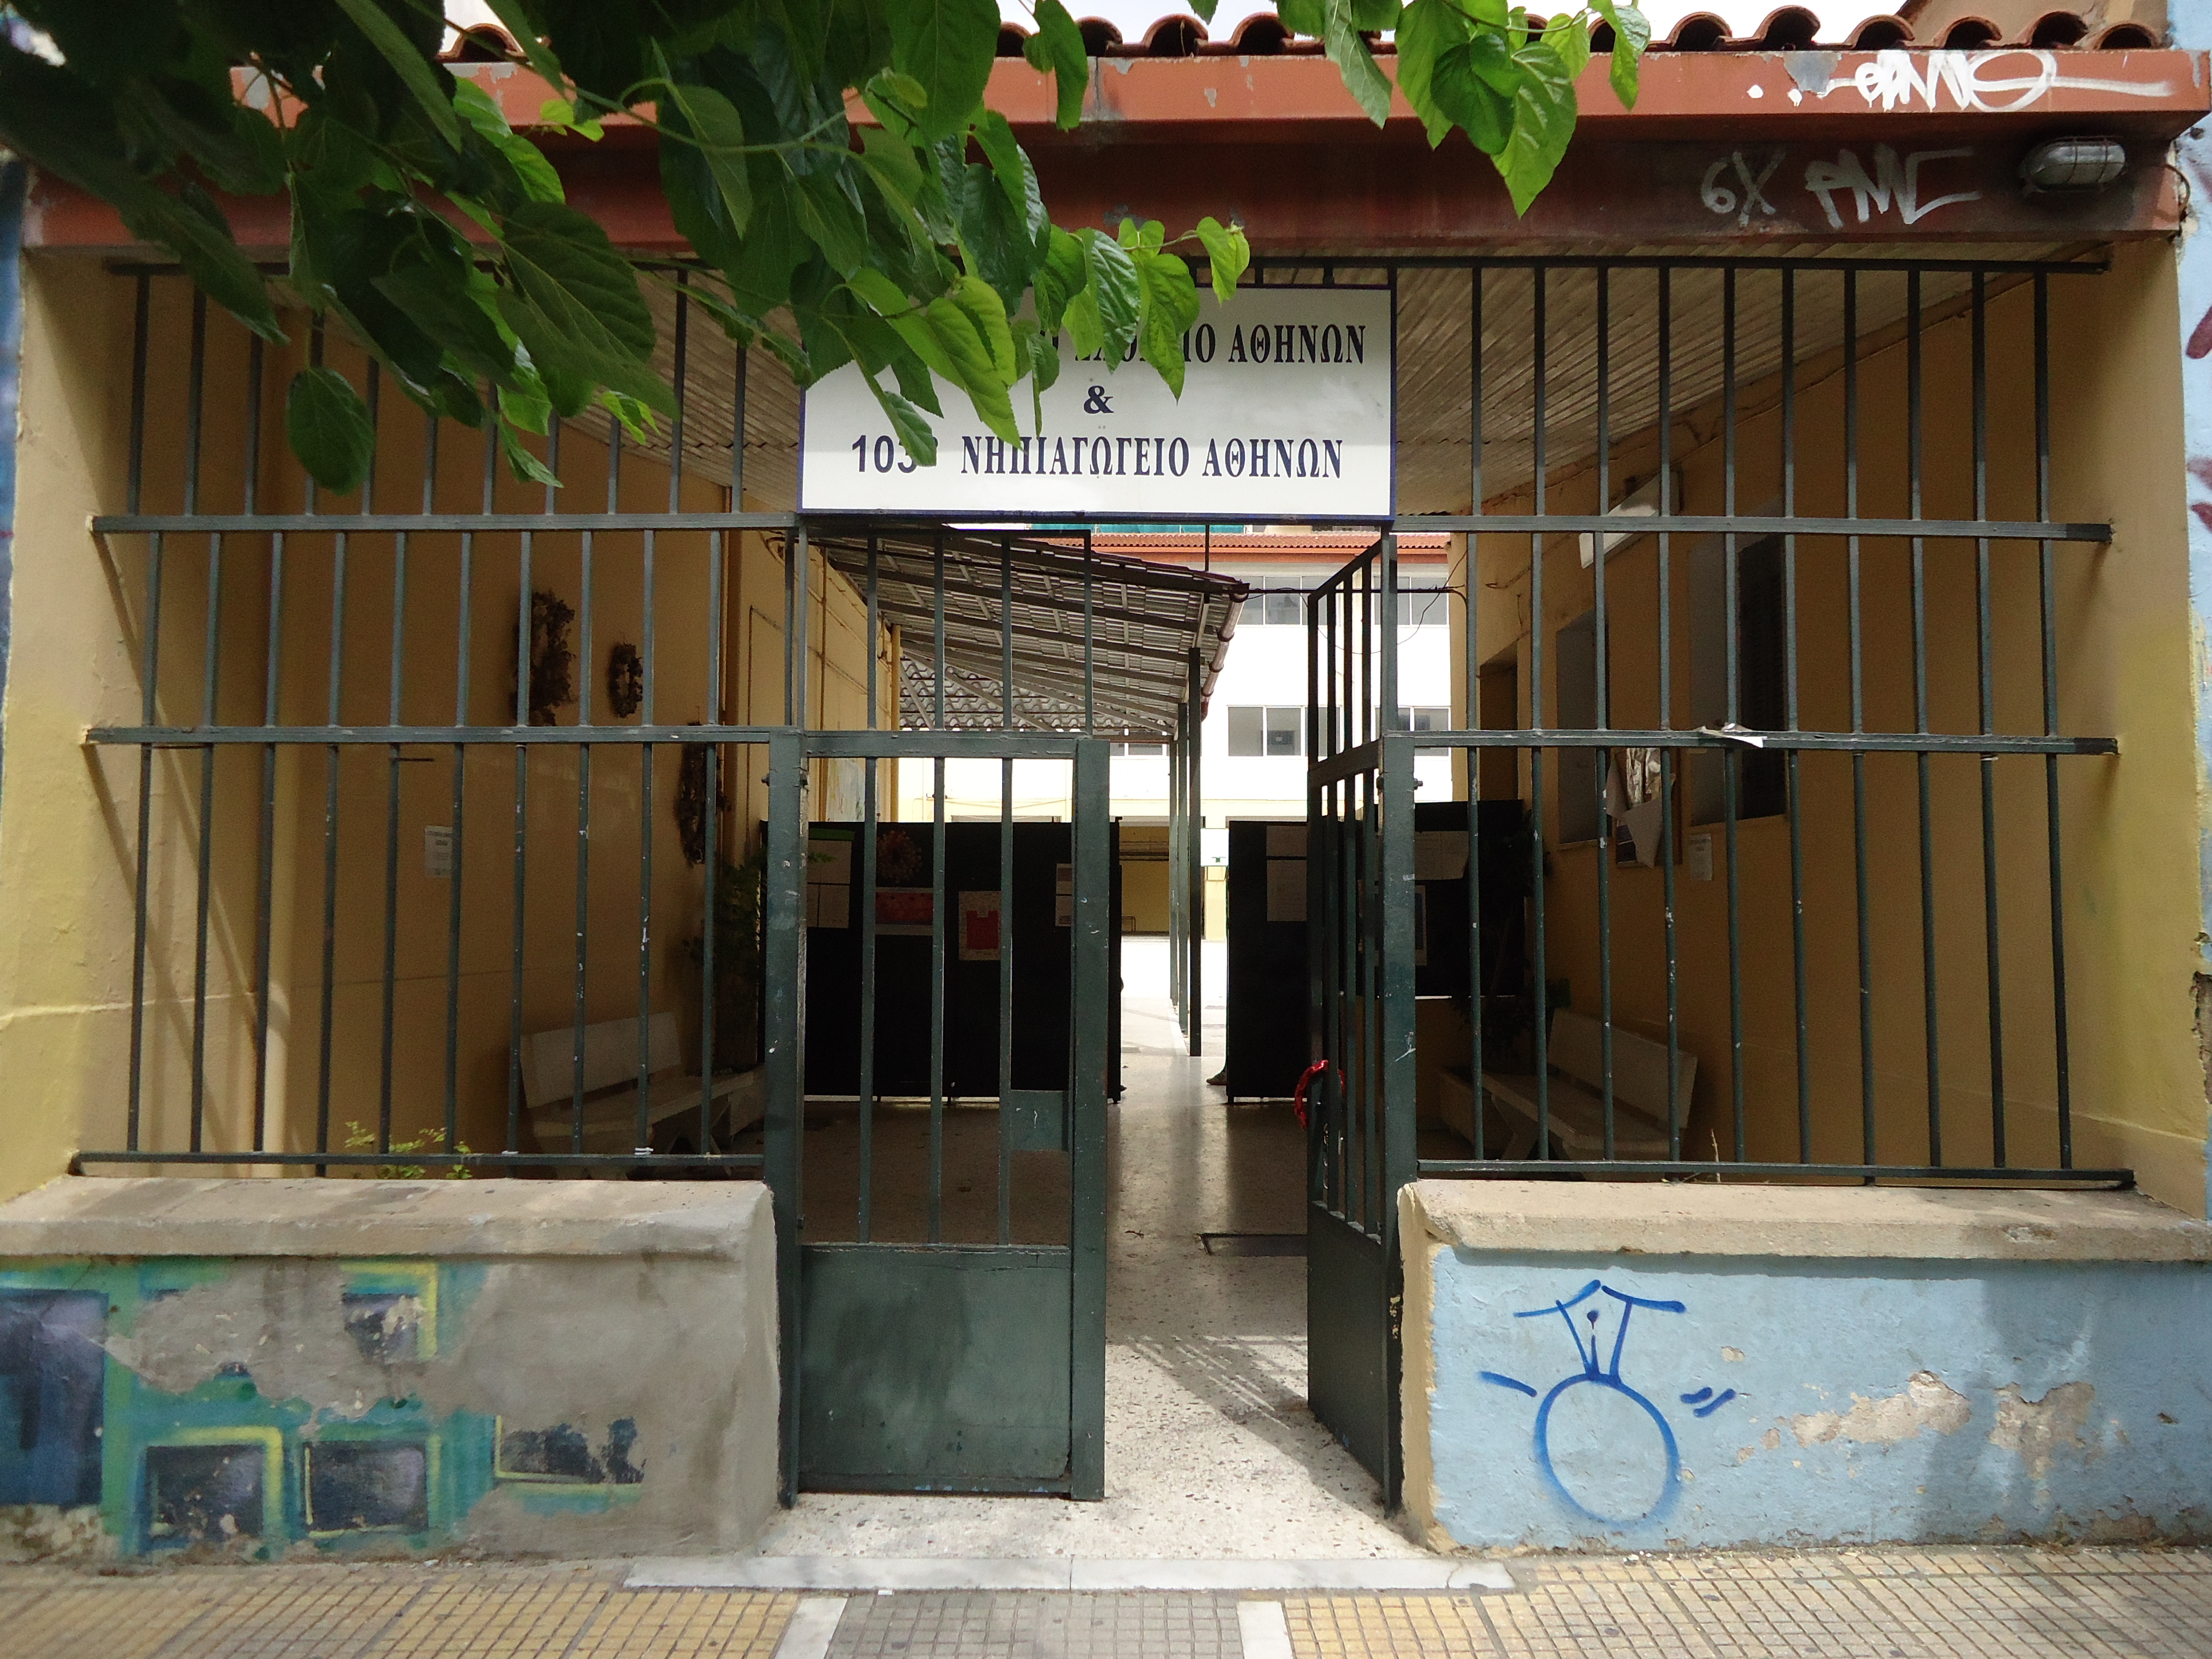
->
24;49;2204;253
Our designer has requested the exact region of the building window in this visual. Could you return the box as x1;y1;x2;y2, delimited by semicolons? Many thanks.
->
1111;742;1166;757
1397;706;1451;732
1259;591;1303;625
1401;589;1452;627
1228;706;1304;757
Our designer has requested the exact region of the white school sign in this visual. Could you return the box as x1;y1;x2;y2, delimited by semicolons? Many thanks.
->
798;288;1394;517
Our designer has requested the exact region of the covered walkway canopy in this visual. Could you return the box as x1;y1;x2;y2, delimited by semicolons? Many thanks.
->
810;527;1247;739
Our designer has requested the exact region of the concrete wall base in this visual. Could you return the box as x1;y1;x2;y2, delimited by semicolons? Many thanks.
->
1401;1181;2212;1552
0;1178;777;1562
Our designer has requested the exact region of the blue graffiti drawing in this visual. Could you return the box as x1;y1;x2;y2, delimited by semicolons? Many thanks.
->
1480;1280;1735;1527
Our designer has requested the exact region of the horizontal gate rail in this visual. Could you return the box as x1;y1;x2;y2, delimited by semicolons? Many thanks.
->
93;512;801;535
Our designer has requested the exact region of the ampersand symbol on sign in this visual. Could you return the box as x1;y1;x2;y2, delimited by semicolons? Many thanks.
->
1082;385;1113;414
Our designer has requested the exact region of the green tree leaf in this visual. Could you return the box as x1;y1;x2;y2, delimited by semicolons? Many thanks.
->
498;421;562;486
1431;38;1514;155
971;109;1031;222
332;0;463;148
1022;0;1089;130
864;373;940;465
886;0;1000;142
1082;230;1141;366
1131;247;1199;397
1495;37;1578;215
1033;227;1088;334
1323;0;1394;127
498;198;657;363
1192;216;1249;303
1590;0;1650;108
1393;0;1471;147
1544;14;1592;84
454;79;565;203
286;366;377;494
660;80;753;236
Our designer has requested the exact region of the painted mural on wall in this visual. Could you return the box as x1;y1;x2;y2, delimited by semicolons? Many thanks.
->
1427;1257;2212;1549
0;1260;644;1560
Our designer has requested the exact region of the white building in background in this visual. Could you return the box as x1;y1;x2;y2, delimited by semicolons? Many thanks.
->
899;531;1455;932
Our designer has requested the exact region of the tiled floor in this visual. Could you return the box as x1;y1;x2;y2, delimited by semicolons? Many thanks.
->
4;1549;2210;1658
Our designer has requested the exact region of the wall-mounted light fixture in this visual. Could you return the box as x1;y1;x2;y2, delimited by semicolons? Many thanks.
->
2019;137;2127;193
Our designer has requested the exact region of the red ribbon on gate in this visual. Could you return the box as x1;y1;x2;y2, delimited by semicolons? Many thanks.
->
1292;1060;1341;1129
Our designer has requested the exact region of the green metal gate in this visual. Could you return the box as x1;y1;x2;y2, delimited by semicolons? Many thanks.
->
757;529;1240;1500
762;729;1112;1498
1303;534;1414;1505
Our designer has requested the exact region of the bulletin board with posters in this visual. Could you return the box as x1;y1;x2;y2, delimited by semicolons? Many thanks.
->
792;820;1122;1103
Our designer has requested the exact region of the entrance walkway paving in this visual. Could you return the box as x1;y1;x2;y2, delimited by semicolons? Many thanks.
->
4;1547;2210;1657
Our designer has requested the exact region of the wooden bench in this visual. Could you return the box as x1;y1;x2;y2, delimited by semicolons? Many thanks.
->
1438;1008;1694;1161
522;1012;765;1164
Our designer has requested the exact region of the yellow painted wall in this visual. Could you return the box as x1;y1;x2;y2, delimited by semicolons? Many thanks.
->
0;260;888;1197
1447;244;2207;1213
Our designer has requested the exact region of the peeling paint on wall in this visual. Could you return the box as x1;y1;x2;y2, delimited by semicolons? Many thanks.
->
1788;1371;1972;1448
1990;1380;2101;1483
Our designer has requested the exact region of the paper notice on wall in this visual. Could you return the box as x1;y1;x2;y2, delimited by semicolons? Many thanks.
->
1267;858;1307;923
1265;824;1306;858
959;890;1003;961
806;883;851;930
877;887;934;934
806;828;855;885
1414;830;1469;881
1055;863;1073;926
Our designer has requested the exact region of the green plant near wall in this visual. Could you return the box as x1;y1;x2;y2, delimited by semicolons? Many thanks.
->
344;1121;475;1178
0;0;1645;496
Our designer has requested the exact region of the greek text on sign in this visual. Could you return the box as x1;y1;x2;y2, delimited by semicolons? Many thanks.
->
799;288;1394;516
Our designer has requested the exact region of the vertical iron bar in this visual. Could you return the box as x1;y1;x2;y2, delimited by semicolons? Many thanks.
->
1909;271;1941;1166
375;378;411;1156
1068;737;1111;1500
2035;273;2073;1168
999;538;1015;1245
126;273;154;1154
187;293;216;1155
247;334;279;1153
314;322;345;1166
508;413;535;1160
572;422;602;1152
1972;271;2007;1166
1594;268;1615;1159
1529;267;1549;1157
859;541;880;1239
1721;268;1746;1163
1846;270;1876;1173
1781;270;1810;1162
930;539;946;1242
446;420;493;1153
1657;269;1681;1156
1465;266;1484;1161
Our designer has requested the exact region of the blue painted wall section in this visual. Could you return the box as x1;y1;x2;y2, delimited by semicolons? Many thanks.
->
0;1260;646;1559
1424;1252;2212;1549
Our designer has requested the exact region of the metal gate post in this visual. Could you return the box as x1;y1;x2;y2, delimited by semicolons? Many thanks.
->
763;729;807;1506
1380;728;1419;1510
1069;737;1111;1499
1187;651;1204;1058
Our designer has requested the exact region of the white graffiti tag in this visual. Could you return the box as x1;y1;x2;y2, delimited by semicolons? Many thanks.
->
1837;49;2171;114
1700;151;1784;228
1802;146;1981;229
